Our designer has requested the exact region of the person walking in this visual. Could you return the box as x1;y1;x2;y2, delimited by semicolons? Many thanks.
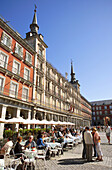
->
82;128;86;159
93;128;103;161
105;124;111;144
84;127;93;162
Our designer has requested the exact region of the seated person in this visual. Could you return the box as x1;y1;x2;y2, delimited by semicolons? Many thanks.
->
0;137;13;155
65;130;73;138
54;129;64;143
37;134;45;149
14;136;23;158
25;136;36;149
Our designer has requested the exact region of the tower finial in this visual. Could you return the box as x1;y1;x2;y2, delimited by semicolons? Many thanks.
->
70;60;75;83
30;5;39;35
34;4;37;12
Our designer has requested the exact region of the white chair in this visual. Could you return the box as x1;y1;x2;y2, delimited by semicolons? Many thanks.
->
23;152;35;170
67;141;74;148
8;158;21;170
35;149;47;170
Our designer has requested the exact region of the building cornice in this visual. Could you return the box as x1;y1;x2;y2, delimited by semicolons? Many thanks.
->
0;18;36;55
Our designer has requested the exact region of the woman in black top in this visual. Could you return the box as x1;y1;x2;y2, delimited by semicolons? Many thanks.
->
14;136;23;158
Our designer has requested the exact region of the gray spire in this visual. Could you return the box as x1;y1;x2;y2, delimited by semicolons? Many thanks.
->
30;5;39;35
70;61;75;83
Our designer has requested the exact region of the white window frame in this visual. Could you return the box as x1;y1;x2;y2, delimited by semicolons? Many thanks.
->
0;75;5;92
0;50;9;69
109;105;112;109
12;59;21;75
22;86;29;101
93;112;95;115
97;116;100;120
100;111;102;115
105;110;107;114
1;31;12;49
96;107;98;110
104;106;107;109
15;42;23;57
25;51;32;64
24;67;30;81
39;49;43;57
10;81;18;98
99;106;101;110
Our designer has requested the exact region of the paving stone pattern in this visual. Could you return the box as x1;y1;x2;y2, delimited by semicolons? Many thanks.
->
44;132;112;170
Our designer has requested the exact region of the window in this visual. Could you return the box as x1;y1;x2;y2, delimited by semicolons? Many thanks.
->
37;75;42;87
58;78;60;85
10;82;18;97
96;111;99;115
0;76;5;92
15;42;23;57
38;61;43;71
46;81;50;91
105;110;107;114
39;49;43;57
93;117;96;120
0;51;8;68
1;31;12;49
13;60;20;74
25;51;32;64
22;87;29;101
109;105;112;109
110;110;112;114
96;107;98;110
97;116;100;120
99;106;101;110
24;67;30;81
92;107;95;110
100;111;102;115
104;106;107;109
93;112;95;115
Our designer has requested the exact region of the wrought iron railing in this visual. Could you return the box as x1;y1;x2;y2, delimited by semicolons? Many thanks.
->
0;86;33;103
0;59;33;83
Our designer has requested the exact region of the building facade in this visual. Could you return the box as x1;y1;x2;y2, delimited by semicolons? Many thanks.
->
91;100;112;126
0;8;91;138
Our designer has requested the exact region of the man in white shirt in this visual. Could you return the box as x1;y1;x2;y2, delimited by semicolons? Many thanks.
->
84;127;93;162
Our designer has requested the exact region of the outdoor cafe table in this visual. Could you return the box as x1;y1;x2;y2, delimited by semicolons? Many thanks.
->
23;149;37;169
64;138;73;144
24;149;37;157
45;142;61;149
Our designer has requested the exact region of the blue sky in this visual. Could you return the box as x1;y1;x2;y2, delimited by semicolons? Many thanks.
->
1;0;112;102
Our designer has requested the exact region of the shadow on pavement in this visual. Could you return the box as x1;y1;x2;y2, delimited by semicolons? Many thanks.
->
58;158;87;165
101;143;112;145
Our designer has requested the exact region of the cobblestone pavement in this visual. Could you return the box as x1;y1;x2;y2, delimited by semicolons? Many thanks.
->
43;132;112;170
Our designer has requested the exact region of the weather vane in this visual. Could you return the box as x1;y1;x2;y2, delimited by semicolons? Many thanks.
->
34;4;37;12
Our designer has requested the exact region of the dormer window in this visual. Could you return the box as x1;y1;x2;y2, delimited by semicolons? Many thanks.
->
1;31;12;51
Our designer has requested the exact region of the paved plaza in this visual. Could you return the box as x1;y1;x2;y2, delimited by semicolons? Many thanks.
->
44;132;112;170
